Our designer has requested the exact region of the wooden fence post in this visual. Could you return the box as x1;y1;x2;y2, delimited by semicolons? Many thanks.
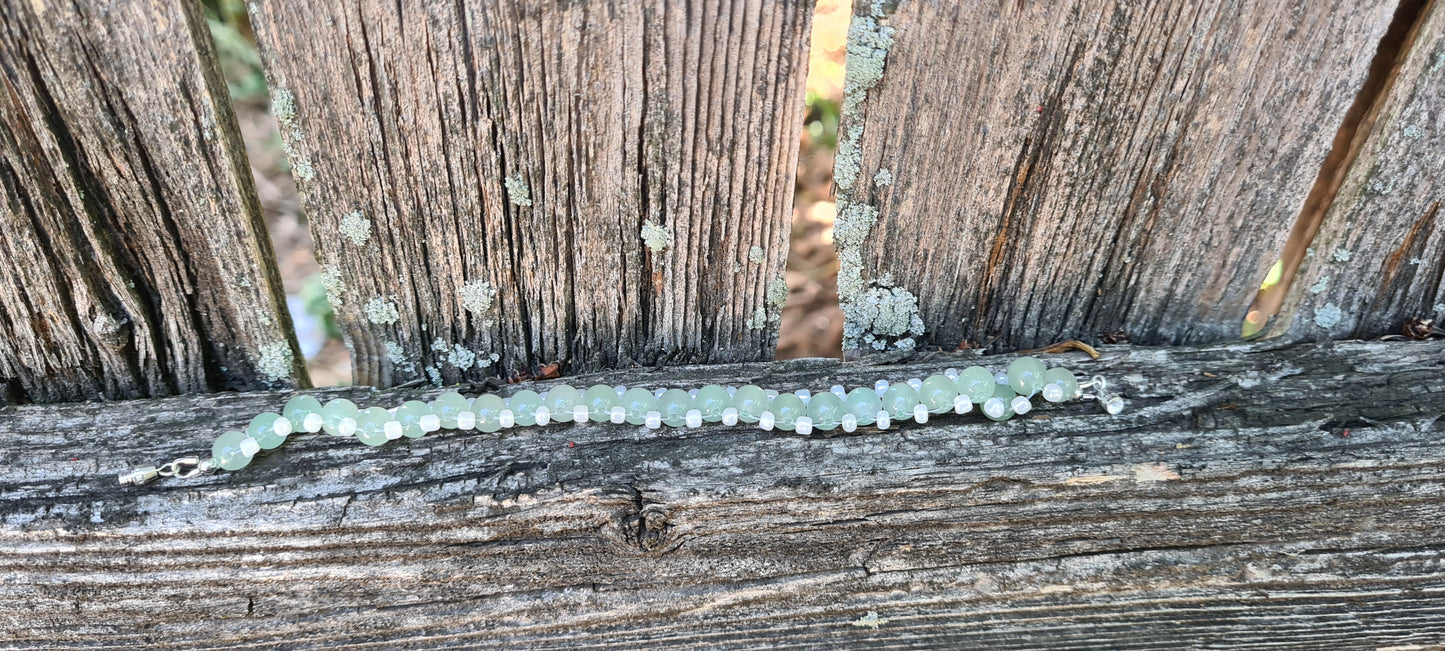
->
0;0;306;403
246;0;813;387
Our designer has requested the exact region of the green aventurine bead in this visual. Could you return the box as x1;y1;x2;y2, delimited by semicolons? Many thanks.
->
320;398;359;436
283;395;322;426
1008;356;1048;397
656;389;693;427
544;385;581;415
881;384;920;419
472;394;506;433
844;388;882;425
694;384;732;422
213;430;252;471
1043;367;1080;401
732;385;769;423
508;390;543;426
395;401;432;438
247;412;287;450
430;391;471;429
620;388;656;425
356;407;392;446
806;391;845;430
955;366;996;403
918;375;958;414
768;393;806;431
583;384;617;422
987;383;1017;422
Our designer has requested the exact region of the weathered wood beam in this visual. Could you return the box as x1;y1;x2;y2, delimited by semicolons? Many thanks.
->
0;0;307;403
245;0;813;387
833;0;1398;353
3;340;1443;647
1275;1;1445;341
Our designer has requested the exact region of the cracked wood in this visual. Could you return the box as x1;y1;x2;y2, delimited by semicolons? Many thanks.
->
245;0;812;387
2;340;1443;647
0;0;307;403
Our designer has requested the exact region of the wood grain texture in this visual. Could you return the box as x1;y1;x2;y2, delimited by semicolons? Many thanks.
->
1275;1;1445;341
246;0;811;387
3;340;1444;648
834;0;1397;354
0;0;307;403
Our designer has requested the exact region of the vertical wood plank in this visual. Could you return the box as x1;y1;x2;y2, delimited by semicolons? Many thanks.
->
1275;2;1445;341
834;0;1397;354
0;0;307;403
247;0;812;387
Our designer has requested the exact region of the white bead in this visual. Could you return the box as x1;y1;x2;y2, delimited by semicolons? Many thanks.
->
653;388;666;397
874;379;889;394
273;417;293;436
645;411;662;429
913;404;929;423
614;385;627;396
535;407;551;426
338;418;357;436
721;407;739;426
685;409;703;428
456;411;476;430
688;388;699;398
944;368;959;380
1011;396;1032;415
875;410;890;430
302;412;324;433
795;416;813;435
983;398;1007;419
830;384;846;397
498;409;515;428
1105;395;1125;414
841;413;857;432
906;378;923;391
726;386;737;396
758;411;775;431
384;421;403;440
794;389;811;401
610;406;627;424
764;389;779;399
239;437;261;457
572;405;589;424
994;371;1009;384
953;394;972;414
1042;382;1065;403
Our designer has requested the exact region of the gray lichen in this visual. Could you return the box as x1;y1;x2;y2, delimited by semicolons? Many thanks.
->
291;158;315;183
385;341;416;375
320;265;346;306
459;280;496;318
767;277;790;309
844;284;926;351
1314;303;1343;329
746;307;768;331
340;211;372;246
748;245;766;264
1434;303;1445;315
834;125;865;192
732;261;743;274
873;168;892;186
256;340;293;383
1332;248;1352;263
641;220;672;253
1308;277;1329;294
447;344;476;371
365;297;400;325
842;8;895;114
425;365;443;386
851;611;890;629
504;175;532;206
271;88;296;126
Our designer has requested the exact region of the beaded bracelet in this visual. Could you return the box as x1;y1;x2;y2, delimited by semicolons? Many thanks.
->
119;356;1124;486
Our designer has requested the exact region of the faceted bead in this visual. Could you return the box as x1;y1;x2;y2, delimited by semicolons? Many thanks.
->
1008;356;1047;397
544;385;581;415
983;383;1017;422
806;390;846;431
768;393;807;432
1043;367;1080;402
582;384;618;423
918;375;958;414
656;388;693;427
507;390;543;426
472;394;506;433
394;400;433;439
247;412;288;450
213;430;253;471
881;384;920;420
320;399;359;437
694;385;732;422
954;367;996;404
620;388;657;425
282;396;323;431
732;385;770;423
843;388;882;426
355;407;392;446
429;392;471;429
